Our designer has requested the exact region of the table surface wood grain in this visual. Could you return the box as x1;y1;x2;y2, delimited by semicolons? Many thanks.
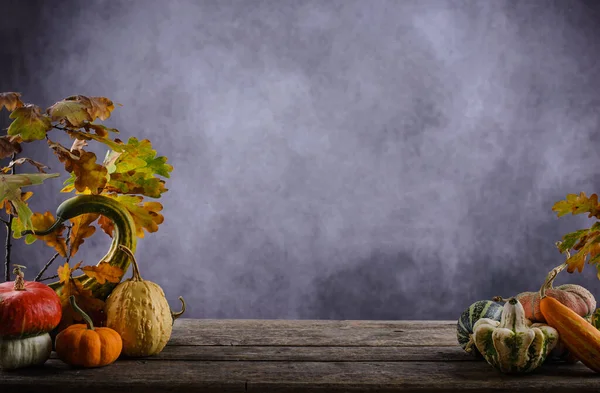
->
2;319;599;392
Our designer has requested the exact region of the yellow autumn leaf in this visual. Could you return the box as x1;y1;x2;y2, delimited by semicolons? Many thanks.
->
28;212;68;257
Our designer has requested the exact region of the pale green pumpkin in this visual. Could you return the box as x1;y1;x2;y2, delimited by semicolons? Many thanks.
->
0;333;52;370
105;245;185;357
473;297;558;374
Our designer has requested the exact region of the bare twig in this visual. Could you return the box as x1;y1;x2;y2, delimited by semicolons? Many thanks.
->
39;274;59;282
65;224;73;264
34;224;72;282
34;252;60;282
4;152;16;282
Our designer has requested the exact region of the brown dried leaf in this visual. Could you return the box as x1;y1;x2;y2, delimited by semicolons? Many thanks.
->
70;138;88;152
0;92;24;111
98;215;115;238
7;157;49;173
0;136;22;159
81;262;123;285
48;139;108;193
30;212;68;257
69;213;99;257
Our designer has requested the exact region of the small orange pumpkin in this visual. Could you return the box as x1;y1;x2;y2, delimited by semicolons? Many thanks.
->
55;296;122;368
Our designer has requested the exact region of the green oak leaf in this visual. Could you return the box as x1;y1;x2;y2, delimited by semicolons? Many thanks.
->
7;105;52;142
0;173;60;230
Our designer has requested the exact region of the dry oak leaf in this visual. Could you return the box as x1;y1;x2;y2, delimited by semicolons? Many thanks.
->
48;95;116;127
552;192;600;219
57;261;83;284
69;213;99;257
84;96;116;121
0;92;24;111
84;123;119;138
106;170;167;198
49;140;108;193
67;129;126;152
6;157;49;173
7;105;52;142
72;151;108;193
104;194;164;238
56;261;104;327
81;262;123;285
29;212;68;257
70;138;88;152
68;280;106;324
0;136;23;159
98;215;115;238
565;241;600;274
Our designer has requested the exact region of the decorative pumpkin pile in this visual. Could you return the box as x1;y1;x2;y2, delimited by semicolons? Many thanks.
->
457;258;600;374
0;265;61;370
0;195;186;370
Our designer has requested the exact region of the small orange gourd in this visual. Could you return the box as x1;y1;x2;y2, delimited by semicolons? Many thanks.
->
539;263;600;373
55;296;122;368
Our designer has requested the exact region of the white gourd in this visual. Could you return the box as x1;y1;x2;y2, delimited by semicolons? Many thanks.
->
0;333;52;370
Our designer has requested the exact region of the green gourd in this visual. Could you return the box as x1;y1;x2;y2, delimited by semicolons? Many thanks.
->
22;194;137;302
456;300;503;357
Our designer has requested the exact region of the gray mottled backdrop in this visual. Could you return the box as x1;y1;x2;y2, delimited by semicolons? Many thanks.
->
1;0;600;320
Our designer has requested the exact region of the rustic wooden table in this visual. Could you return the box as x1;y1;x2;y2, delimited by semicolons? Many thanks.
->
2;319;599;392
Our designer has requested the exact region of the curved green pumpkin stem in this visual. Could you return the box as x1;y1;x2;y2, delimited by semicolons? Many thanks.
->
22;195;137;301
69;295;95;330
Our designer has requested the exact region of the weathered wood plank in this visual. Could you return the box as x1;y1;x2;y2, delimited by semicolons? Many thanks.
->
49;345;476;362
2;359;598;393
169;319;458;347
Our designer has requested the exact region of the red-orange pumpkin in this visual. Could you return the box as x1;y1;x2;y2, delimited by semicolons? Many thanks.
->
0;265;62;338
515;282;595;323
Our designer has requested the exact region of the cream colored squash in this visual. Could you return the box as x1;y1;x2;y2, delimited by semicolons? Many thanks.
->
105;245;185;357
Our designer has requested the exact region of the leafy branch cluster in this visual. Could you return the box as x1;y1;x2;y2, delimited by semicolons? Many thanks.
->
553;192;600;279
0;92;172;311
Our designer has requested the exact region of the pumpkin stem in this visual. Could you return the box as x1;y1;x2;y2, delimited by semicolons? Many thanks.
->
171;296;186;322
12;264;26;290
540;262;568;299
118;244;143;281
69;295;95;330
